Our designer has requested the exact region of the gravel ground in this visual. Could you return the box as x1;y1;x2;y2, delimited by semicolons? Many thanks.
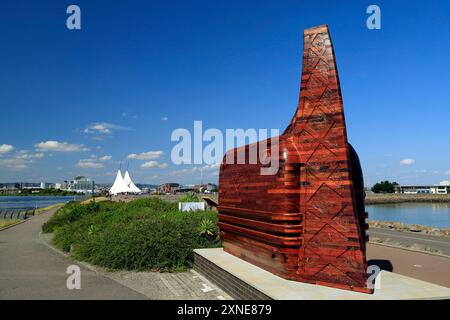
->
369;220;450;238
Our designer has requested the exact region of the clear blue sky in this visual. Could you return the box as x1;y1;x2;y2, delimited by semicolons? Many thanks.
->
0;0;449;186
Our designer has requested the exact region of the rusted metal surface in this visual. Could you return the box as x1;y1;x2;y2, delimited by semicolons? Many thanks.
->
218;25;371;293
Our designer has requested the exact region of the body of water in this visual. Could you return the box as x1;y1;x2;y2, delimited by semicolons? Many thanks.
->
367;203;450;228
0;196;86;210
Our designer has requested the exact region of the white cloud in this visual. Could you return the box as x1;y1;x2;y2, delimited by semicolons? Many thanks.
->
141;161;158;168
0;158;28;170
83;122;130;137
440;180;450;186
202;163;220;171
159;163;220;184
0;149;45;170
0;144;14;154
99;155;112;161
169;163;220;176
36;141;88;152
161;116;169;121
400;158;415;166
15;150;45;160
121;112;138;119
141;161;168;169
170;167;198;175
77;158;104;169
128;151;164;160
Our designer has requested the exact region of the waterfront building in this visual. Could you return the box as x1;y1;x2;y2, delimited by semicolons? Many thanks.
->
175;186;197;193
0;182;38;190
0;183;21;190
198;183;218;193
123;170;141;193
109;170;141;195
109;170;128;195
40;182;50;189
394;184;450;194
157;183;180;194
68;176;95;194
20;182;40;189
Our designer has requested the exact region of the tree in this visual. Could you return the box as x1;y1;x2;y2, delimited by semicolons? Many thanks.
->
371;181;399;193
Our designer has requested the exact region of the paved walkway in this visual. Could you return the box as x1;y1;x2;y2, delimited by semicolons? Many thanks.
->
367;243;450;288
0;209;147;299
0;209;230;300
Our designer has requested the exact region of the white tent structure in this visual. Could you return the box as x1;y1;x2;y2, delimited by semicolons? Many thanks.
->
123;170;141;193
109;170;131;195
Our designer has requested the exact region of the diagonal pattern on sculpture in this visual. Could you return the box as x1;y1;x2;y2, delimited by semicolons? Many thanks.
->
218;25;372;294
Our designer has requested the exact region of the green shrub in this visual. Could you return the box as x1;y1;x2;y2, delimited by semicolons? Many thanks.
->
178;192;200;202
198;218;216;240
43;197;220;271
42;201;103;233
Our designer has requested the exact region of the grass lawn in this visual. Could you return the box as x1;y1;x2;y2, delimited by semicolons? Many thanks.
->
35;203;65;215
0;219;21;229
80;197;109;205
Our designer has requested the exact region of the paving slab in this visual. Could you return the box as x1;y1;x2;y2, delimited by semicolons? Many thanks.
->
194;248;450;300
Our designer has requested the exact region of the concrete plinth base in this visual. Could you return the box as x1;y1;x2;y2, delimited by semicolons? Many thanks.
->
194;248;450;300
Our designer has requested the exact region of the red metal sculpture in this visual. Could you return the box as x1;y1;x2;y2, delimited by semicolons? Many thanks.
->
218;25;372;293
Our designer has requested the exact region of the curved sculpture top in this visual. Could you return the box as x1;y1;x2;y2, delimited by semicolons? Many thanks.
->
218;25;372;293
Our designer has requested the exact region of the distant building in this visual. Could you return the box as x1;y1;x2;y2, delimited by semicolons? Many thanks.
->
40;182;50;189
0;183;20;190
68;176;95;194
175;186;197;193
20;182;40;189
394;185;450;194
205;183;218;193
158;183;180;194
195;183;218;193
0;182;43;194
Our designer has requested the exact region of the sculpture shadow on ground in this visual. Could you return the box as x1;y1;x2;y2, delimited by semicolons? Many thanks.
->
368;259;394;272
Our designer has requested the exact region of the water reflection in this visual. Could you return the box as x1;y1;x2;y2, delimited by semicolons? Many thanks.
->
366;203;450;228
0;196;86;210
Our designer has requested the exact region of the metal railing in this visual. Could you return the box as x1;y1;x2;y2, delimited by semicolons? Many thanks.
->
0;208;35;220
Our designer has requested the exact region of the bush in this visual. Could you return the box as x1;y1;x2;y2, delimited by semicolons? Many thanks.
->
178;192;200;202
43;197;220;271
42;201;103;233
198;218;217;240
